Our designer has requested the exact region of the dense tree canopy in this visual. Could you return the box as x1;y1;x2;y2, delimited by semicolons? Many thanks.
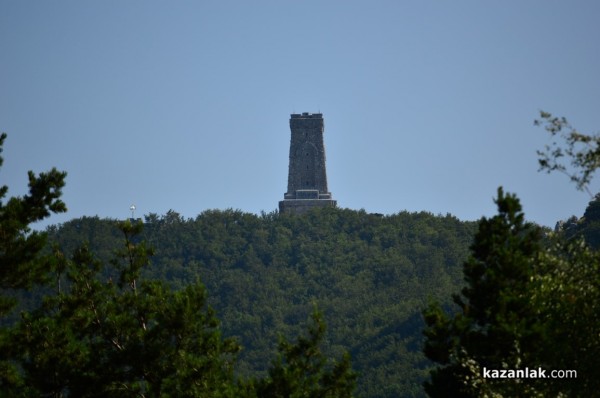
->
423;189;548;396
421;114;600;397
5;108;600;397
12;113;600;396
0;134;357;397
422;189;600;397
7;222;242;397
42;206;476;397
0;133;67;393
0;132;67;315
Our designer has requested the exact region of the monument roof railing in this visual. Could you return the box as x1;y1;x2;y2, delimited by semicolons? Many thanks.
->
290;112;323;119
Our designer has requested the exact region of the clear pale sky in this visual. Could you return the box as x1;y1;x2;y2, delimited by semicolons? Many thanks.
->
2;1;599;229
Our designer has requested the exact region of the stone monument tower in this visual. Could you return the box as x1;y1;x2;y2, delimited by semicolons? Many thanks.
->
279;112;337;214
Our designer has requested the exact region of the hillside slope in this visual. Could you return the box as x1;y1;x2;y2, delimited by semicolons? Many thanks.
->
48;207;477;397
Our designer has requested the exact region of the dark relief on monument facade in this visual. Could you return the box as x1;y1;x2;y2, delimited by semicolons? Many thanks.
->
279;112;337;214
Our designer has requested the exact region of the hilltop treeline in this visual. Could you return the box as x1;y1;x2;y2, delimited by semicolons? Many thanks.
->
47;207;477;397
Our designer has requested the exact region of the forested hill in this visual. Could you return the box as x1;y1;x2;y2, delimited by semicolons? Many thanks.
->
47;207;477;397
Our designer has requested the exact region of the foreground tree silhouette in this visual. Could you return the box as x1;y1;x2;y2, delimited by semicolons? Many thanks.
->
423;113;600;397
246;309;357;398
0;132;67;394
533;235;600;396
535;110;600;196
422;188;547;397
0;132;357;397
8;221;241;397
0;132;67;315
534;112;600;394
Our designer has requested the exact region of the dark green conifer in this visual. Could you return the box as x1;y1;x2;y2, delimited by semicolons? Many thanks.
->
423;188;546;397
0;133;67;395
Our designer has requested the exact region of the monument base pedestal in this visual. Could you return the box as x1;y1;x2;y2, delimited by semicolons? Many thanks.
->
278;199;337;215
